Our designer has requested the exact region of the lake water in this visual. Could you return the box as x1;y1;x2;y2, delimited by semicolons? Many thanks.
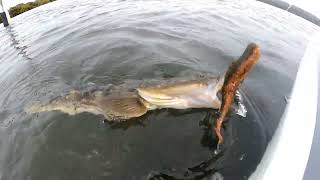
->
0;0;318;179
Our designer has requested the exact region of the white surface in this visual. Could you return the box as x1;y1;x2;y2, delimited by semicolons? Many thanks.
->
1;0;31;9
285;0;320;18
249;33;320;180
0;0;3;11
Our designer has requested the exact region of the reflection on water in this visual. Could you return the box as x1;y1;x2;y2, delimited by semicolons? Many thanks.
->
107;111;224;180
0;0;319;179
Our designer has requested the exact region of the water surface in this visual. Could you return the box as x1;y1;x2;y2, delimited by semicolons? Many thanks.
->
0;0;318;179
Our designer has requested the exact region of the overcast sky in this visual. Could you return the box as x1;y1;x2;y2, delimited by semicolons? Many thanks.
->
2;0;320;18
4;0;31;8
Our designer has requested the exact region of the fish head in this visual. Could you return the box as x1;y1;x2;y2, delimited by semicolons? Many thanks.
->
137;77;226;109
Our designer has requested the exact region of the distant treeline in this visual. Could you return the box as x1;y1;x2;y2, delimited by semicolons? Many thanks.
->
1;0;56;23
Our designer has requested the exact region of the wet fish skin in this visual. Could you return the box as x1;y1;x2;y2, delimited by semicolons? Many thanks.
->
26;76;223;121
137;76;224;109
26;90;104;116
95;94;148;120
26;89;148;121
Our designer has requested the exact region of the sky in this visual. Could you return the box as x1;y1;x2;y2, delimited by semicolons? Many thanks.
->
1;0;320;18
4;0;31;8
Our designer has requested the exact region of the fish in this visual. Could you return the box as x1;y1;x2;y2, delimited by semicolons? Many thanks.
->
26;89;148;121
26;76;224;121
137;76;224;109
26;43;261;144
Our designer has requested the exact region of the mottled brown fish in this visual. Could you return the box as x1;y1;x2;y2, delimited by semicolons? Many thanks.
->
26;76;224;120
26;43;261;145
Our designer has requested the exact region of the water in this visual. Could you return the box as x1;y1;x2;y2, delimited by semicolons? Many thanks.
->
0;0;318;179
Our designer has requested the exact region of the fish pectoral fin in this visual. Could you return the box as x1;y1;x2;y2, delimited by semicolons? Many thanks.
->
102;96;148;120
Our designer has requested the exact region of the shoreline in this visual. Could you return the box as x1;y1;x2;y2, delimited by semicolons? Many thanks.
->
2;0;320;27
1;0;56;24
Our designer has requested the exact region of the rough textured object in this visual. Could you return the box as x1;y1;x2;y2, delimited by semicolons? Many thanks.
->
214;43;261;145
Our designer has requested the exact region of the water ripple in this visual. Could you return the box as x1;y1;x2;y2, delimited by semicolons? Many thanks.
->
0;0;318;180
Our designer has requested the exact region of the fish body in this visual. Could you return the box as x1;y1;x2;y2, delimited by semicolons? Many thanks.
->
26;76;224;121
26;88;147;121
26;42;261;146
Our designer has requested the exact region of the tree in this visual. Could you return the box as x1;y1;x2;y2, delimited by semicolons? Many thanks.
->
8;0;56;18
